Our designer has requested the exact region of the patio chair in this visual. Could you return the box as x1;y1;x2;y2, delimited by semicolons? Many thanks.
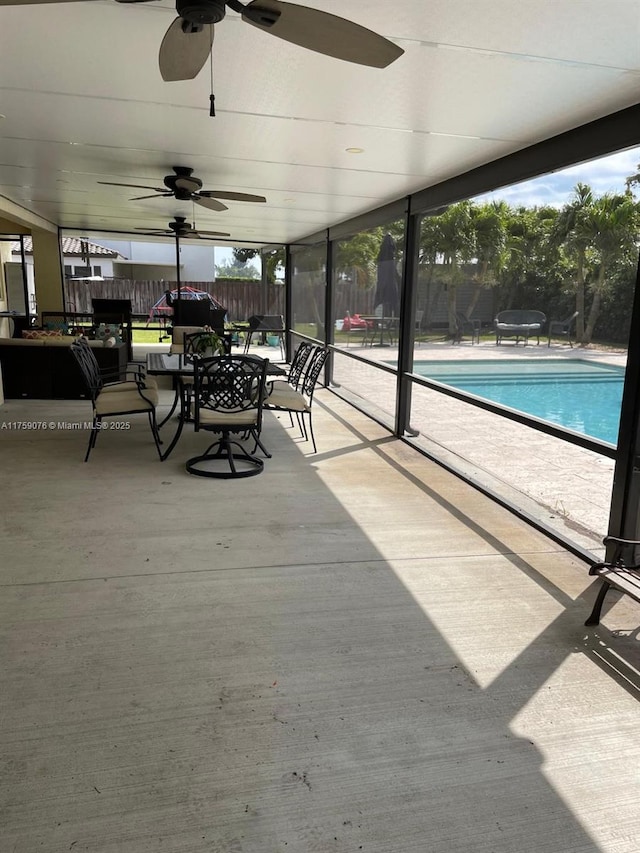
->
186;354;269;479
414;309;424;346
175;331;233;419
243;315;285;358
264;346;328;453
70;340;162;462
343;313;371;347
74;335;158;391
266;341;315;429
585;536;640;626
183;330;232;358
170;325;205;355
547;311;579;347
454;312;481;344
270;341;314;391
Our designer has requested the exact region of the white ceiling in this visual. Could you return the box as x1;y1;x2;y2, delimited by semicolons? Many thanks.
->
0;0;639;247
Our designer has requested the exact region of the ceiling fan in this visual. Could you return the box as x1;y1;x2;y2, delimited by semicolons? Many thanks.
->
0;0;404;83
136;216;230;238
156;0;405;82
98;166;267;212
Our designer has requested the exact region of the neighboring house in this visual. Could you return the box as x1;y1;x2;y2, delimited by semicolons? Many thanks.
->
7;236;123;314
6;235;221;315
11;235;123;278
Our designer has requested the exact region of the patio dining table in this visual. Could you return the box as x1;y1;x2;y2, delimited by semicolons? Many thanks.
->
360;315;399;347
147;352;286;461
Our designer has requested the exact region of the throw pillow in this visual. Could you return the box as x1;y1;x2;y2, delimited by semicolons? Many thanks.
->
22;329;63;339
95;323;122;345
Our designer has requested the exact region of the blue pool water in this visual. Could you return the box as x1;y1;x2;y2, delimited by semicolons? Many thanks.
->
412;359;625;445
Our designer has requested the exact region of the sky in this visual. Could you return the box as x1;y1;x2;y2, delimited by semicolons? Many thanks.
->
216;145;640;261
474;144;640;208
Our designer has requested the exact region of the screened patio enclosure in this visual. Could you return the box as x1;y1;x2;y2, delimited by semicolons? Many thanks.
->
286;103;640;562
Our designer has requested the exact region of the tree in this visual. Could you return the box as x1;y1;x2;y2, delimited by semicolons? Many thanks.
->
215;255;260;280
417;213;447;327
334;229;382;289
582;192;639;343
466;201;508;318
552;184;640;344
551;183;596;343
436;202;476;336
233;247;285;284
498;205;564;311
625;162;640;194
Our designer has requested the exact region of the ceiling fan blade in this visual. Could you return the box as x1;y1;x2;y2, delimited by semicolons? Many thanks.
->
241;1;403;68
199;190;267;203
195;229;232;237
129;193;173;201
134;229;171;235
98;181;166;192
194;196;228;212
159;18;214;82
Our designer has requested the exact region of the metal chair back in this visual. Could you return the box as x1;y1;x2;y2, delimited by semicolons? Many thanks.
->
193;355;268;433
299;346;328;402
70;339;103;399
287;342;314;389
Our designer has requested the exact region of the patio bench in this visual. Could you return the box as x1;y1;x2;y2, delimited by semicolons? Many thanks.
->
495;310;546;345
585;536;640;626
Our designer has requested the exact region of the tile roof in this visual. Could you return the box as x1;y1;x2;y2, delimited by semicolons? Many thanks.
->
11;236;121;257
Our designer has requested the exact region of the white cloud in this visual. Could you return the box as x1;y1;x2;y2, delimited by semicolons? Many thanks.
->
475;144;640;208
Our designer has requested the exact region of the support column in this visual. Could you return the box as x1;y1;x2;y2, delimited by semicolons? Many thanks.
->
31;228;64;318
607;254;640;550
0;239;10;336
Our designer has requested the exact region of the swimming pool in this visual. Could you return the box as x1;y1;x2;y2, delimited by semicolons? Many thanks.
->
411;359;625;445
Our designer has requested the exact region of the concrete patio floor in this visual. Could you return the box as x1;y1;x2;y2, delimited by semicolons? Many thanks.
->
1;379;640;852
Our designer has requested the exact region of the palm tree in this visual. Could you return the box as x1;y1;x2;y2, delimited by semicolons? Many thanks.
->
499;206;558;304
436;202;476;337
466;201;508;318
334;229;382;291
552;183;595;343
582;192;639;343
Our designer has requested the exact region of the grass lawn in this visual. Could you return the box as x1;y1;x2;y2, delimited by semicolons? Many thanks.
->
132;327;169;344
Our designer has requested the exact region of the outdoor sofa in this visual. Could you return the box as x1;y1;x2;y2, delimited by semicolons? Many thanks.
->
494;310;547;346
0;333;127;399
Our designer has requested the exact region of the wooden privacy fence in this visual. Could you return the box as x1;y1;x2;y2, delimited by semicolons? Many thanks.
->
64;278;284;322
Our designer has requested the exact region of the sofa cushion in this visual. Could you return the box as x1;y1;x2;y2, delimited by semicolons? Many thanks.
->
42;336;82;346
1;337;46;346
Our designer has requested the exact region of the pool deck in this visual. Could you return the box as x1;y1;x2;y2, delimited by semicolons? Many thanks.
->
332;337;627;554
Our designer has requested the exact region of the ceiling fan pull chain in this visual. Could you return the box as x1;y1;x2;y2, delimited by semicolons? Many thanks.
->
209;27;216;117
